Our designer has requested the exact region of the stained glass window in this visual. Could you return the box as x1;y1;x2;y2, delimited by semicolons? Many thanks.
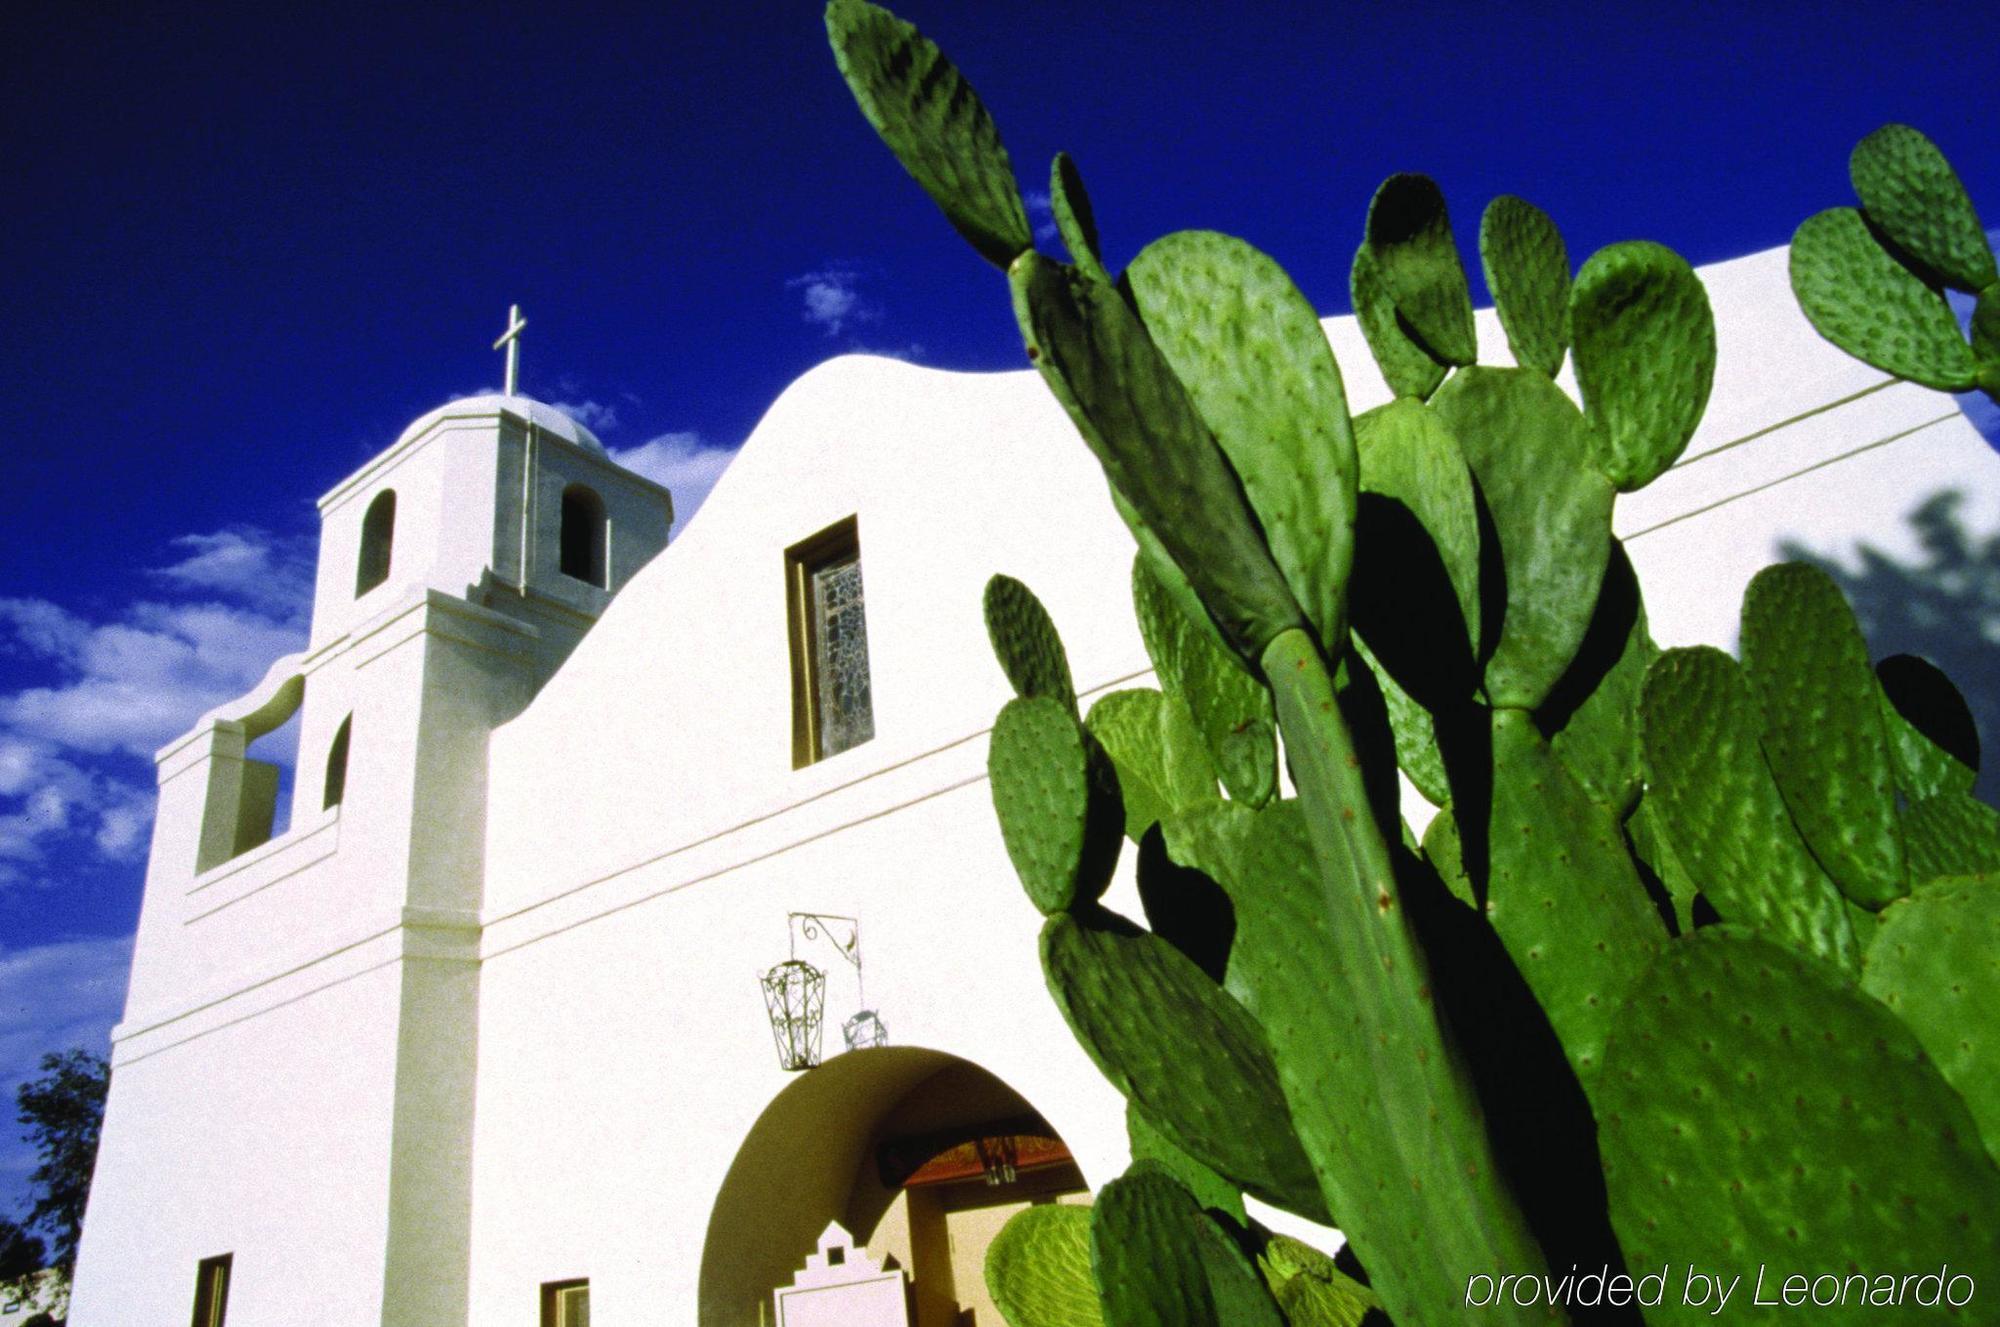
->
786;516;876;767
810;552;874;757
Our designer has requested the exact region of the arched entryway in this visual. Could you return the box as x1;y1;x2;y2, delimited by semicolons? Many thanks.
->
698;1046;1089;1326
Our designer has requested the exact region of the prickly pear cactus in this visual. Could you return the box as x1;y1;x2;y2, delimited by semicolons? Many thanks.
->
828;4;2000;1322
1791;124;2000;398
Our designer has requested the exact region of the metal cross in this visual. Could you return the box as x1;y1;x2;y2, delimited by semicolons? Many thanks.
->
493;304;527;396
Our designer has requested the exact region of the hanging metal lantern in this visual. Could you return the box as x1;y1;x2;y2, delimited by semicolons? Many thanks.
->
760;959;826;1071
842;1008;888;1052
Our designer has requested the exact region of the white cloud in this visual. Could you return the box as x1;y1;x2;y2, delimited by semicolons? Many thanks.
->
788;266;881;338
607;431;740;536
1025;188;1058;244
1;600;304;758
553;399;621;434
0;526;312;879
0;601;89;661
0;935;132;1194
151;528;313;619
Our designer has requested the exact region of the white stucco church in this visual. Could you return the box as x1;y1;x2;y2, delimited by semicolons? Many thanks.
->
66;245;2000;1326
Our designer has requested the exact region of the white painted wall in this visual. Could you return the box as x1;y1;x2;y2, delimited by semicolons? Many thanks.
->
73;245;2000;1326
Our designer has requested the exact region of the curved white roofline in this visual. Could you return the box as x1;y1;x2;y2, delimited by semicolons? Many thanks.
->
394;392;606;455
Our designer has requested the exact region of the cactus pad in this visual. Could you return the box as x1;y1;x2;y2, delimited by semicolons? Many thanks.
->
1085;688;1217;839
1166;765;1546;1323
1259;1235;1382;1327
1598;927;2000;1318
1128;229;1360;652
1740;563;1908;909
985;1204;1103;1327
1128;1100;1245;1222
1352;398;1482;671
1570;240;1715;492
1877;654;1980;800
1010;251;1305;662
1090;1165;1285;1325
985;574;1078;712
1544;541;1655;816
1849;123;1997;294
825;0;1032;269
1640;647;1858;969
1480;194;1571;378
1429;365;1615;710
1863;878;2000;1164
1351;242;1448;400
1626;793;1698;934
1132;556;1278;806
1363;174;1477;366
1049;151;1106;280
1040;911;1325;1220
1484;708;1662;1081
990;697;1121;913
1789;207;1978;391
1901;794;2000;882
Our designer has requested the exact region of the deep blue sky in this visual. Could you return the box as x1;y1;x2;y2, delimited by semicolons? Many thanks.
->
0;0;1994;1205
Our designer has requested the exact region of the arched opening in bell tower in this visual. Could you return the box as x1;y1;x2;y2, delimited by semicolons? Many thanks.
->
356;489;397;596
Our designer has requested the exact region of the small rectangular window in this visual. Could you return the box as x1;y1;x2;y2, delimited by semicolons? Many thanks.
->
541;1278;590;1327
190;1253;232;1327
786;516;875;766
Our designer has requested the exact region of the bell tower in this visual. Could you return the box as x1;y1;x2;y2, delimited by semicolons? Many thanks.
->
85;312;672;1326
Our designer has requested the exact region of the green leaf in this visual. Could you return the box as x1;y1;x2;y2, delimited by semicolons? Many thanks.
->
1850;123;1997;294
1790;207;1978;390
1570;240;1715;491
1428;366;1615;710
1128;1101;1245;1224
1740;563;1908;909
1877;654;1980;800
1902;794;2000;882
1084;688;1217;839
1041;912;1327;1221
990;697;1122;914
1640;647;1859;970
1132;557;1278;807
1863;878;2000;1165
1364;174;1476;365
1479;194;1570;377
1010;253;1304;663
825;0;1032;268
985;1204;1103;1327
1350;242;1448;400
1544;541;1657;817
1259;1234;1381;1327
1049;151;1106;281
1598;927;2000;1322
984;574;1077;712
1352;398;1482;676
1126;230;1360;651
1484;709;1663;1083
1090;1166;1284;1326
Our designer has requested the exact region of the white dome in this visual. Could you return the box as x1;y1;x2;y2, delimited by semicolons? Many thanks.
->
393;393;606;455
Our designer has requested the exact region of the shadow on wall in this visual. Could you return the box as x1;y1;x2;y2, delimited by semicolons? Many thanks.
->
1781;488;2000;806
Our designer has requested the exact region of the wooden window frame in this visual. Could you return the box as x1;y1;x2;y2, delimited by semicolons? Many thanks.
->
190;1252;232;1327
540;1277;589;1327
785;515;871;768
